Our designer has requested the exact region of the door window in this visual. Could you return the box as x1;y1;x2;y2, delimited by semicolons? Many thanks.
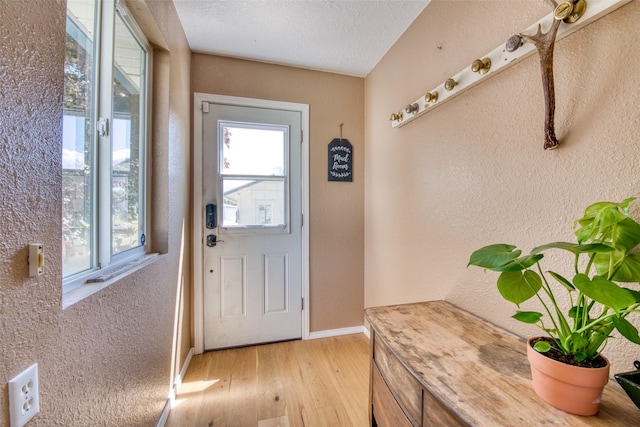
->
219;123;288;229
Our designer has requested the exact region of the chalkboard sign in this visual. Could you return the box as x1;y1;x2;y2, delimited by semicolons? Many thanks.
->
328;138;353;182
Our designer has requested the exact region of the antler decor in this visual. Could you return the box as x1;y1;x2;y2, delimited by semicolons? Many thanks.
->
519;0;582;150
388;0;629;139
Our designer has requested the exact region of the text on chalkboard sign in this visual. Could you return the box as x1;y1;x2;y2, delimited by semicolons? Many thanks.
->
328;138;353;182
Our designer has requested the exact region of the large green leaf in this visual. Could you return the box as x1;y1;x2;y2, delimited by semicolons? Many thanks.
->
497;254;544;272
620;197;636;213
531;242;614;256
626;288;640;303
497;270;541;306
594;252;640;282
468;244;520;271
582;199;633;219
574;199;637;244
468;245;542;272
572;274;636;312
611;218;640;252
512;311;542;324
575;202;624;243
575;220;597;244
575;213;640;252
613;317;640;345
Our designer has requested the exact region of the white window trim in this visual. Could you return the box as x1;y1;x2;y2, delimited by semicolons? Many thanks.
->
62;0;153;305
62;254;161;309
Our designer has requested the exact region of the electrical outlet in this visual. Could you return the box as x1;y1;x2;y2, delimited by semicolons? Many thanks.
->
8;363;40;427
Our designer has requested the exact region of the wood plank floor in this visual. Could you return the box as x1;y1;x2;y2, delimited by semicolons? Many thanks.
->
166;333;370;427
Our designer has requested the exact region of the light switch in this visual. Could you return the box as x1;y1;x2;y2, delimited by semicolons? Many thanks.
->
28;244;44;277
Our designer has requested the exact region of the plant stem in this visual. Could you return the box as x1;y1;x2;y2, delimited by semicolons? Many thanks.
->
535;263;570;343
585;253;595;276
575;306;639;335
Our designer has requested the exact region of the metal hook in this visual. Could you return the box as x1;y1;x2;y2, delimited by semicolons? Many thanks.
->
339;123;344;141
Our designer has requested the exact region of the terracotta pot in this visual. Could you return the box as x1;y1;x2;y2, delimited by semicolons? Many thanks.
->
527;338;610;416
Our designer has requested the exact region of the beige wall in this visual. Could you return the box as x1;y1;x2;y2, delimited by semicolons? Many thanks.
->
365;0;640;375
192;54;365;332
0;0;192;425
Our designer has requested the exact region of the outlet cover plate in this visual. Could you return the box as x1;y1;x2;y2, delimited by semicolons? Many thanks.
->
8;363;40;427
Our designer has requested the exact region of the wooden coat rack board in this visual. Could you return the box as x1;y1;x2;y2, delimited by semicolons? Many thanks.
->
389;0;631;149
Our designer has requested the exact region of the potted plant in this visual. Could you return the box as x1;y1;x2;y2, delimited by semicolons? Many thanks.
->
468;197;640;415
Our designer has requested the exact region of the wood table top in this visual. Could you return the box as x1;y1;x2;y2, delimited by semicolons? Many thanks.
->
365;300;640;426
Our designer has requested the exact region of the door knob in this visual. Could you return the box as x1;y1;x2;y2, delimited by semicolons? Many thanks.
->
207;234;224;247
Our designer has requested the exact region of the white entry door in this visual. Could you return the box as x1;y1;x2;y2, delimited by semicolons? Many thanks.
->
201;100;304;350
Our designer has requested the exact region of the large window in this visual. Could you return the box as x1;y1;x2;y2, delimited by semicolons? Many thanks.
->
63;0;150;287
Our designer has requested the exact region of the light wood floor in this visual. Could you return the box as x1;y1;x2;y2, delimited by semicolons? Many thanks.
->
166;334;371;427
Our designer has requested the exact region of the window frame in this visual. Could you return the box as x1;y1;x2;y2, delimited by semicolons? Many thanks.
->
217;121;291;234
62;0;152;294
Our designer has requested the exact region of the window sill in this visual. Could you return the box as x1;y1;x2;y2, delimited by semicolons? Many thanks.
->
62;253;162;309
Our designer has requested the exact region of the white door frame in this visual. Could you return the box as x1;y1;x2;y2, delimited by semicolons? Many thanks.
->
193;93;310;354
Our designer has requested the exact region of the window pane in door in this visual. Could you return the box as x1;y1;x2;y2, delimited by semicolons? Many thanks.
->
62;0;97;277
220;125;285;176
223;179;285;227
112;10;146;255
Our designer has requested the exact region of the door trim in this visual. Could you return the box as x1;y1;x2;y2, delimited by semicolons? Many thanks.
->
193;93;310;354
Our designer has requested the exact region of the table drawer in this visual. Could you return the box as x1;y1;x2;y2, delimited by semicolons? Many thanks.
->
372;363;413;427
374;334;422;426
423;387;467;426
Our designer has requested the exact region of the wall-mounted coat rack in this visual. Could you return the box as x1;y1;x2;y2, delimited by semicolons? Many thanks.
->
390;0;631;129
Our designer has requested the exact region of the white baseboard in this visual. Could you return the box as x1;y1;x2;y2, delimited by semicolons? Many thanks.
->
157;347;195;427
156;399;170;427
308;325;367;340
175;347;194;388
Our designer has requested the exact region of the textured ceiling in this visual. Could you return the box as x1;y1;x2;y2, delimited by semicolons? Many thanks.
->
173;0;430;77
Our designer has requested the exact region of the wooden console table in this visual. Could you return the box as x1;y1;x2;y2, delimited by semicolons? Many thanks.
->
365;301;640;426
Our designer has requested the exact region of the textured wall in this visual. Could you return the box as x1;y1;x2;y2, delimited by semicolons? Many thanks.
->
191;55;365;332
0;0;191;425
131;0;193;388
365;0;640;376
